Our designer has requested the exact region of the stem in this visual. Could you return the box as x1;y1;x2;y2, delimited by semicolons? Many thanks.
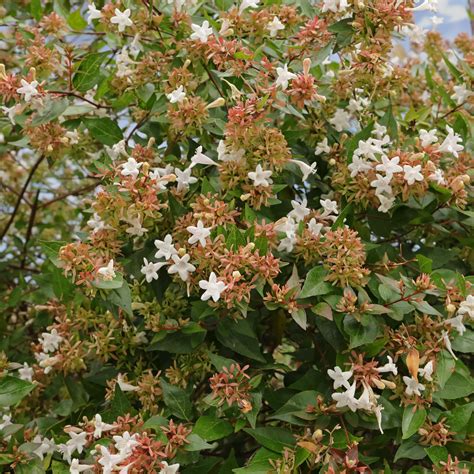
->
1;154;46;241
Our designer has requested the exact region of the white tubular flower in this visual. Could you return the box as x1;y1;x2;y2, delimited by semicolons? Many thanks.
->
199;272;227;302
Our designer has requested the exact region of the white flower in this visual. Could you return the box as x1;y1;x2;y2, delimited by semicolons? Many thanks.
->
190;146;217;167
98;259;116;281
97;445;126;473
248;164;273;187
65;129;80;145
168;254;196;281
327;366;353;390
32;435;56;460
437;126;464;158
322;0;349;13
141;258;167;283
418;360;434;381
442;331;457;360
93;414;114;439
374;404;384;434
451;84;473;105
166;85;186;104
40;329;63;353
18;362;34;382
87;213;107;234
275;64;297;90
190;21;213;43
187;220;211;247
444;314;466;335
159;462;180;474
154;234;178;260
376;356;398;375
289;197;310;222
356;383;373;411
117;373;139;392
267;17;284;37
199;272;227;302
348;156;372;177
70;459;91;474
121;158;142;179
113;432;139;456
370;173;393;195
110;8;133;33
332;381;358;412
407;0;438;11
1;104;20;124
175;167;198;192
17;79;39;102
429;168;445;185
87;3;102;24
376;156;403;177
239;0;260;14
320;199;338;216
105;140;128;161
373;123;387;138
66;431;88;455
458;295;474;319
314;138;330;155
329;108;351;132
403;376;425;396
419;128;438;148
403;165;424;185
377;194;396;213
125;216;147;237
290;159;317;181
217;140;245;162
308;218;323;237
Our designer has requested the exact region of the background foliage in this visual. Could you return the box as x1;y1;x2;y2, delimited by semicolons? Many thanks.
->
0;0;473;472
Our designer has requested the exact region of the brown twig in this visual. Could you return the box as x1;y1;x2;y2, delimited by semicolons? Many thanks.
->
21;189;40;269
1;154;46;241
38;181;100;209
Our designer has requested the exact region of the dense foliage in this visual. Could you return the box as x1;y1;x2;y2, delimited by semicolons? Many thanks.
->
0;0;473;472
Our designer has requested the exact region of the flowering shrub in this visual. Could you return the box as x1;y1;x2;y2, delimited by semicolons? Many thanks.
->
0;0;473;472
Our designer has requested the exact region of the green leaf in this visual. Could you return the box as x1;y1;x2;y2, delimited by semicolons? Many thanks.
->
0;376;35;406
425;446;448;466
344;314;380;348
67;9;87;30
84;117;123;146
402;406;426;439
270;391;318;425
30;0;43;21
299;266;332;298
416;254;432;274
394;440;426;462
73;52;108;93
92;272;124;290
193;416;233;441
184;433;215;451
110;385;132;417
380;103;398;140
290;308;307;330
244;427;296;453
30;98;69;126
434;372;474;400
216;318;265;362
160;380;192;420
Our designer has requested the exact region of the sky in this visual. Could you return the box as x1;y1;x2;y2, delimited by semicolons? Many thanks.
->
414;0;471;39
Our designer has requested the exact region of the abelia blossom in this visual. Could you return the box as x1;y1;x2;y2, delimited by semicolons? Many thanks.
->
199;272;227;302
110;8;133;33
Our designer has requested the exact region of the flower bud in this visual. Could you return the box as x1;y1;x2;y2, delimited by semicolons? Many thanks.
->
372;378;385;390
232;270;241;279
178;247;186;257
183;59;191;69
206;98;226;109
329;158;336;166
303;58;311;76
312;429;323;441
29;67;36;81
446;303;456;314
0;64;6;80
147;137;155;148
